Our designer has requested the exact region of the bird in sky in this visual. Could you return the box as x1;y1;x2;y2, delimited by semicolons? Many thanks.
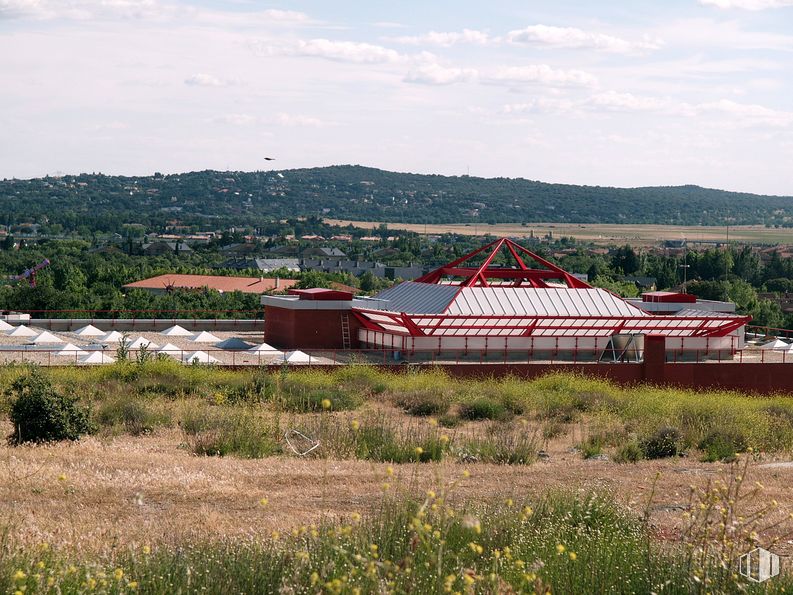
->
263;157;276;161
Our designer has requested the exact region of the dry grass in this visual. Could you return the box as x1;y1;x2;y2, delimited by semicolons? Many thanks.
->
324;219;793;246
2;417;792;559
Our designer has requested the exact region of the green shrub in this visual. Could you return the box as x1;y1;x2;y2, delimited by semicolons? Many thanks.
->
641;426;682;459
96;398;171;436
393;391;449;417
353;423;447;463
698;428;747;462
7;370;94;444
613;440;644;464
578;435;605;459
276;375;361;412
456;432;537;465
458;397;509;422
182;409;281;458
437;413;461;428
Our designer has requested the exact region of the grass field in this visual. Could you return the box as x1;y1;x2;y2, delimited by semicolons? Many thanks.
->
325;218;793;246
2;362;793;593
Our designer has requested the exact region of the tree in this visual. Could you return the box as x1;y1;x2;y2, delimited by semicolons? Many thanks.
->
611;245;640;275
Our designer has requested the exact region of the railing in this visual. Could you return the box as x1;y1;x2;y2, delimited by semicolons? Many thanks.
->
4;309;263;320
747;324;793;340
0;345;782;367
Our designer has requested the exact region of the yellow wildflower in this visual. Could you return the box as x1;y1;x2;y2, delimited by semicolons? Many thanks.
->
321;398;332;409
569;552;577;561
556;544;566;554
259;497;269;506
13;570;26;581
351;419;360;430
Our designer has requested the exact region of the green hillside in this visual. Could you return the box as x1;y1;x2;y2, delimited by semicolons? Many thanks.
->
1;165;791;234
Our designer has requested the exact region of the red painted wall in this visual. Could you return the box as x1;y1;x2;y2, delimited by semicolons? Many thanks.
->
264;306;362;350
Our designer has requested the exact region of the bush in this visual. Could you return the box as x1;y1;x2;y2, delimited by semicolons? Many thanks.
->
641;427;682;459
393;391;449;417
613;440;644;464
353;423;447;463
96;399;171;436
458;397;509;422
578;435;605;459
7;370;94;444
437;414;461;428
182;409;281;458
698;429;747;462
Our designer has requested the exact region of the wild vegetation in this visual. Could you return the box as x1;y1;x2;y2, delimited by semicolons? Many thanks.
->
2;363;793;462
2;364;793;592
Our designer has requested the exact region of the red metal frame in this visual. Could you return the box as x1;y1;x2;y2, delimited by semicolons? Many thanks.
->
353;308;750;338
353;237;750;339
415;237;591;288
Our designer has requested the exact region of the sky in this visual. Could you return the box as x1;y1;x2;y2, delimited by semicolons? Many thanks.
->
1;0;792;195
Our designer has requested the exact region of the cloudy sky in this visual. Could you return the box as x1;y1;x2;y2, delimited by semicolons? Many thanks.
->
1;0;792;194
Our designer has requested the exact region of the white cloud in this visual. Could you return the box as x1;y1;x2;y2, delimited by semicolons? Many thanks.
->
502;98;578;115
699;99;793;126
260;38;404;64
274;113;326;127
586;91;793;126
404;62;477;85
699;0;793;9
506;24;660;53
212;113;256;126
0;1;310;24
588;91;692;115
391;29;491;47
488;64;597;87
184;73;226;87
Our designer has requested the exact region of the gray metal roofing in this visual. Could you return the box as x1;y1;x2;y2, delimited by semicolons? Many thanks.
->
446;287;647;318
370;282;460;313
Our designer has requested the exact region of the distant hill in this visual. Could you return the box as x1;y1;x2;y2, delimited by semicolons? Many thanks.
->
1;165;791;234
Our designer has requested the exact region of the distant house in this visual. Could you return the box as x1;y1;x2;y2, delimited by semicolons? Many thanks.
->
220;243;261;256
302;246;346;259
620;276;657;291
218;258;301;273
268;244;300;256
142;241;193;256
123;274;297;296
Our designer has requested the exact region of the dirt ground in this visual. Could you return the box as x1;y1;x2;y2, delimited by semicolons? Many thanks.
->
2;422;792;560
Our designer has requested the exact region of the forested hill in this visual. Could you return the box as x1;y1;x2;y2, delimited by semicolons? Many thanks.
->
2;165;792;234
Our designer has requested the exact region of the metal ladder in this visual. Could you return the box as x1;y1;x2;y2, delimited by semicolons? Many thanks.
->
340;313;351;350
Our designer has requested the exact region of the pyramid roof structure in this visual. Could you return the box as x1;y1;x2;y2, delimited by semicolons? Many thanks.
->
191;331;221;343
216;337;254;350
248;342;281;354
74;324;105;337
760;338;789;350
182;350;219;364
161;325;193;337
285;350;311;363
127;336;159;350
80;351;116;364
55;343;87;356
30;330;65;344
7;325;40;337
102;330;125;343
